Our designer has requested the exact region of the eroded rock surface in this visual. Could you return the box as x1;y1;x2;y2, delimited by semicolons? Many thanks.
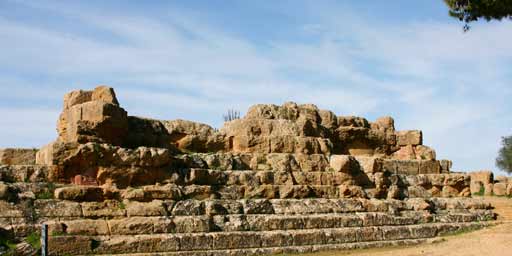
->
0;86;502;255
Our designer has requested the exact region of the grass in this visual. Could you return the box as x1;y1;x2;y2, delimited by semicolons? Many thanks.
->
36;182;56;199
25;231;41;250
0;237;17;251
51;230;66;236
472;186;485;196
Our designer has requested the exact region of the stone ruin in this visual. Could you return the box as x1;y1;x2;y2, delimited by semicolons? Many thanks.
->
470;171;512;197
0;86;497;255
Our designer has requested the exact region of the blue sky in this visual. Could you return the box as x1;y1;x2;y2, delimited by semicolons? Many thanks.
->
0;0;511;175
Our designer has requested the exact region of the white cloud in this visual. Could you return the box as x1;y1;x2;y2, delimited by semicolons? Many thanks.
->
0;1;511;175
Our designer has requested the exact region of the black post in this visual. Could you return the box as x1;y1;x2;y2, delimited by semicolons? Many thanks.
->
41;224;48;256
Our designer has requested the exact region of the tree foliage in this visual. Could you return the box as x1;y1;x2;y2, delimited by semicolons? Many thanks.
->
496;135;512;174
444;0;512;31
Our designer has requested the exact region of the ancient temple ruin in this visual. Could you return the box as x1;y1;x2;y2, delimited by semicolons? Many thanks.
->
0;86;496;255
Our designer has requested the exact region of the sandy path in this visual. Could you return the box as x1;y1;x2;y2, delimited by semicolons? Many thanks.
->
298;197;512;256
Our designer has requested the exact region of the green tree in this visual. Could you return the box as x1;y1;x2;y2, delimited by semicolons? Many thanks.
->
496;135;512;174
444;0;512;31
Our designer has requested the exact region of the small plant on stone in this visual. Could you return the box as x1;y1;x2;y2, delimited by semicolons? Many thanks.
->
36;182;56;199
223;109;240;122
473;186;485;196
51;230;66;236
25;231;41;250
0;236;17;254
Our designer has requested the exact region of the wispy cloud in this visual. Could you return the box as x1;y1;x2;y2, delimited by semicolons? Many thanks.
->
0;0;511;175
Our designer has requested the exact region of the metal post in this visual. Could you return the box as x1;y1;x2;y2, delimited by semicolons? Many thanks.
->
41;224;48;256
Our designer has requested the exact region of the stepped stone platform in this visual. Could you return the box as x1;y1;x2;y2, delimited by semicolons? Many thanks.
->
0;86;496;255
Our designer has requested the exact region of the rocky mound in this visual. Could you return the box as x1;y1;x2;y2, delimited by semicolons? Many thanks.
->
0;86;495;255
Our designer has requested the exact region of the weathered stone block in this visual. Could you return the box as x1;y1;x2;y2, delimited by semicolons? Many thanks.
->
396;130;422;146
493;183;507;196
65;219;109;235
81;200;126;218
172;199;205;215
0;148;37;165
48;236;92;255
109;217;155;235
243;199;274;214
126;200;167;217
34;199;82;218
173;216;212;233
205;200;243;215
212;232;261;249
54;186;104;201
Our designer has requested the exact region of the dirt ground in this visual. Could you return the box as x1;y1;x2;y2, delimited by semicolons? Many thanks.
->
295;197;512;256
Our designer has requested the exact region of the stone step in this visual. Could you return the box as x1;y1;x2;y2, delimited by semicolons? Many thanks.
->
5;209;493;239
48;183;470;202
0;210;494;237
0;198;492;222
91;238;434;256
46;222;490;255
31;210;492;237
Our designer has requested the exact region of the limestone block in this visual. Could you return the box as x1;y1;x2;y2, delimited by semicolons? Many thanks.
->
205;200;243;215
81;200;126;218
291;229;326;246
212;215;248;232
142;184;182;201
273;171;294;185
212;232;261;249
54;186;104;201
381;225;412;240
0;183;9;200
260;231;294;247
493;183;507;196
394;160;420;175
34;199;82;217
484;183;494;196
171;199;205;215
495;176;508;183
324;228;358;244
58;101;128;145
244;185;278;199
470;171;493;185
279;185;314;199
329;155;356;173
242;199;274;214
265;153;300;172
126;200;167;217
172;215;211;233
442;186;460;197
470;181;484;195
396;130;422;146
48;236;92;255
182;185;213;200
439;160;452;173
408;186;432;198
354;156;382;174
294;154;330;172
0;148;37;165
374;116;395;131
338;185;367;198
415;145;436;160
392;145;416;160
419;160;441;174
164;119;224;153
65;219;109;235
109;217;155;235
